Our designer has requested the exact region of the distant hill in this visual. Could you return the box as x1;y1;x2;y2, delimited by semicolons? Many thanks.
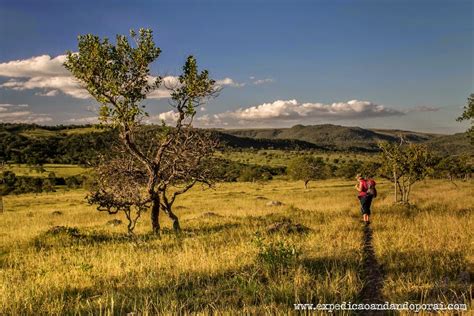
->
0;123;471;165
424;133;472;155
221;124;471;154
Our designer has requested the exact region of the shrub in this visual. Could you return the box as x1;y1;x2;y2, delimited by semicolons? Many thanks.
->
254;235;299;272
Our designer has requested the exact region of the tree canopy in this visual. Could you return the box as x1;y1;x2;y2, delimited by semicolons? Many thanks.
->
65;28;219;233
457;93;474;144
287;156;329;188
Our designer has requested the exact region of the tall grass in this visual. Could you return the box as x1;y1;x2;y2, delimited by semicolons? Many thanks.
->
0;179;472;314
4;164;87;178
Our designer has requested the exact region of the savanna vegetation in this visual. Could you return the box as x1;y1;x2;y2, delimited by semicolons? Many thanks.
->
0;28;472;315
0;179;472;314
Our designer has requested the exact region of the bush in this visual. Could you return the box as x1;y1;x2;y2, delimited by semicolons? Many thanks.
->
334;160;362;179
65;176;82;189
254;235;299;272
238;166;273;182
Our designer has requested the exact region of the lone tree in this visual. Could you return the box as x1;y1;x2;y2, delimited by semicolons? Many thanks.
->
65;29;219;233
287;156;329;188
457;93;474;144
379;140;434;204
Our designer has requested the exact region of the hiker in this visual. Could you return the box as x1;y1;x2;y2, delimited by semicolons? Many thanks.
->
355;174;376;224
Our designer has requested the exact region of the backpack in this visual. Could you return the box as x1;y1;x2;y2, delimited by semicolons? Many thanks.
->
366;179;377;198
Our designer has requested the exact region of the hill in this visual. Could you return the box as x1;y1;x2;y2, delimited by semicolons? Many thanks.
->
0;123;471;165
222;124;471;153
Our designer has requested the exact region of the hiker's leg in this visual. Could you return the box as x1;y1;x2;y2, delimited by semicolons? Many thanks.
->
366;196;372;222
361;196;371;222
359;196;365;221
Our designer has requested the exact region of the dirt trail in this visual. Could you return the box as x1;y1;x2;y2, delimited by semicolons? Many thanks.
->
358;224;385;315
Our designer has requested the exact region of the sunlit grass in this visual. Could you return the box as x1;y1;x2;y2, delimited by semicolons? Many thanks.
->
218;149;375;167
0;179;472;314
3;164;87;178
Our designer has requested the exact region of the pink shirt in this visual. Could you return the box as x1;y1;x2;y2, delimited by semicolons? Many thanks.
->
358;179;368;197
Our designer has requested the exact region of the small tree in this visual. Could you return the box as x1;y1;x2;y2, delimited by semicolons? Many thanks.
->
65;29;219;233
334;159;362;179
287;156;329;188
457;93;474;144
379;140;434;204
435;155;472;182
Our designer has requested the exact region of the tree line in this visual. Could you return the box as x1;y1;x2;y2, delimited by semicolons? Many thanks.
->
0;171;90;195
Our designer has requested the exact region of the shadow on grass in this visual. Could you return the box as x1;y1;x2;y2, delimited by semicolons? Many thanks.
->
31;221;246;250
378;203;472;219
31;226;160;250
300;256;360;277
180;222;241;236
39;265;273;315
380;250;471;302
19;254;367;314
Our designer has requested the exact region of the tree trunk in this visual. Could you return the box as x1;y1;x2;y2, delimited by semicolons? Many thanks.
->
405;183;412;204
151;197;160;234
165;207;181;232
393;169;398;203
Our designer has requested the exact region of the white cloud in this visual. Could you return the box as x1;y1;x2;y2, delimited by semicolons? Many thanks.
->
146;75;180;99
144;110;180;124
1;75;90;99
0;55;241;100
35;89;59;97
0;111;31;118
196;99;404;127
215;77;246;88
0;54;90;99
67;116;99;124
0;103;28;109
253;78;274;85
0;103;29;113
0;103;52;123
0;54;69;78
0;111;52;123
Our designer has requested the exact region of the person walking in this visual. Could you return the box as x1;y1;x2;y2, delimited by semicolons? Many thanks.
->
355;174;376;224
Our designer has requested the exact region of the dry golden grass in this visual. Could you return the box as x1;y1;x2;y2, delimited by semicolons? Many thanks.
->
0;179;472;315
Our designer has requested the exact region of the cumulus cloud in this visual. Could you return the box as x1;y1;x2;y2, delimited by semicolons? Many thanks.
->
2;76;91;99
0;103;52;123
35;89;59;97
0;55;242;100
0;54;69;77
196;99;403;127
147;75;179;99
0;55;89;99
215;77;246;88
144;110;180;124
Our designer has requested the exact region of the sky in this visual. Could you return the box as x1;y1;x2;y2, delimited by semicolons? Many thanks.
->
0;0;472;133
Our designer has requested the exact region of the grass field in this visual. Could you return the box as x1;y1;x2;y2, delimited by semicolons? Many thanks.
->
219;149;375;167
3;164;87;178
0;179;472;314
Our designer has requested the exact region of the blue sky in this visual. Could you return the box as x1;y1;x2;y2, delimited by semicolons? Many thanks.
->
0;0;472;133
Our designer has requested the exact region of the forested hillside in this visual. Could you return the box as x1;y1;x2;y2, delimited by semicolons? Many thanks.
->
0;123;471;165
223;124;469;153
